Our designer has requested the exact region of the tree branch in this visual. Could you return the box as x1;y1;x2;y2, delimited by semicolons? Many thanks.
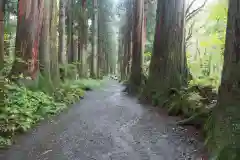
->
185;0;197;16
186;20;195;43
186;0;207;22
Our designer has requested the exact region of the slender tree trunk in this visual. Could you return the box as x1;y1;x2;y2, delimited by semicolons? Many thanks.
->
126;36;132;78
118;30;125;80
90;0;98;78
67;0;74;63
50;0;60;85
79;2;88;78
58;0;66;64
125;0;133;79
0;0;5;70
58;0;66;80
123;37;128;79
141;0;186;102
39;0;51;79
0;1;5;109
77;28;82;75
127;0;144;94
210;0;240;159
117;35;122;78
97;5;102;78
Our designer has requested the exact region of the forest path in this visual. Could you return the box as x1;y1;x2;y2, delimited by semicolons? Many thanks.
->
0;79;205;160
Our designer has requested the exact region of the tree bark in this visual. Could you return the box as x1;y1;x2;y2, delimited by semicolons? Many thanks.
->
127;0;144;94
10;0;44;79
211;0;240;158
118;28;125;80
90;0;98;78
58;0;66;80
39;0;51;79
0;0;5;110
78;2;88;78
58;0;66;65
0;0;5;70
50;0;60;85
97;2;103;78
67;0;74;63
141;0;186;102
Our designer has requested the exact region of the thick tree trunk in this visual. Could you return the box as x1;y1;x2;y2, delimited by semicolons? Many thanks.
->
90;0;98;78
211;0;240;159
127;0;144;94
0;0;5;70
141;0;186;102
120;0;133;80
10;0;44;79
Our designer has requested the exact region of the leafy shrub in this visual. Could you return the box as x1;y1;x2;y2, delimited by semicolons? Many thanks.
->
53;78;101;104
189;76;220;90
59;63;79;80
2;55;13;76
53;82;85;104
0;77;101;147
155;83;217;130
0;83;66;147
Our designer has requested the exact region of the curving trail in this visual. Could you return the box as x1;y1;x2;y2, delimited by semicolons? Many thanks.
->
0;80;206;160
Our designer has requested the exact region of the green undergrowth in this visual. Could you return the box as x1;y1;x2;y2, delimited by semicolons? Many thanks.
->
0;77;101;148
147;78;226;158
149;79;217;133
163;85;216;128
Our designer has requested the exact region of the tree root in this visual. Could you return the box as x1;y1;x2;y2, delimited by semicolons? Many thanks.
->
176;112;205;128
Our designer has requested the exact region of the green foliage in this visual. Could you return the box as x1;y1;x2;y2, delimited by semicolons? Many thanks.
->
53;78;101;104
186;0;227;90
73;78;102;89
189;77;219;90
59;63;78;79
0;82;66;147
53;80;85;104
149;81;217;130
0;74;101;148
2;55;13;76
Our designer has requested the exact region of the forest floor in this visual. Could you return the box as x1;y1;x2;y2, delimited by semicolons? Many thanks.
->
0;79;207;160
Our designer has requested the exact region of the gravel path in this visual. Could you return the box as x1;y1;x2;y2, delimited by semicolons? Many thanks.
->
0;80;206;160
